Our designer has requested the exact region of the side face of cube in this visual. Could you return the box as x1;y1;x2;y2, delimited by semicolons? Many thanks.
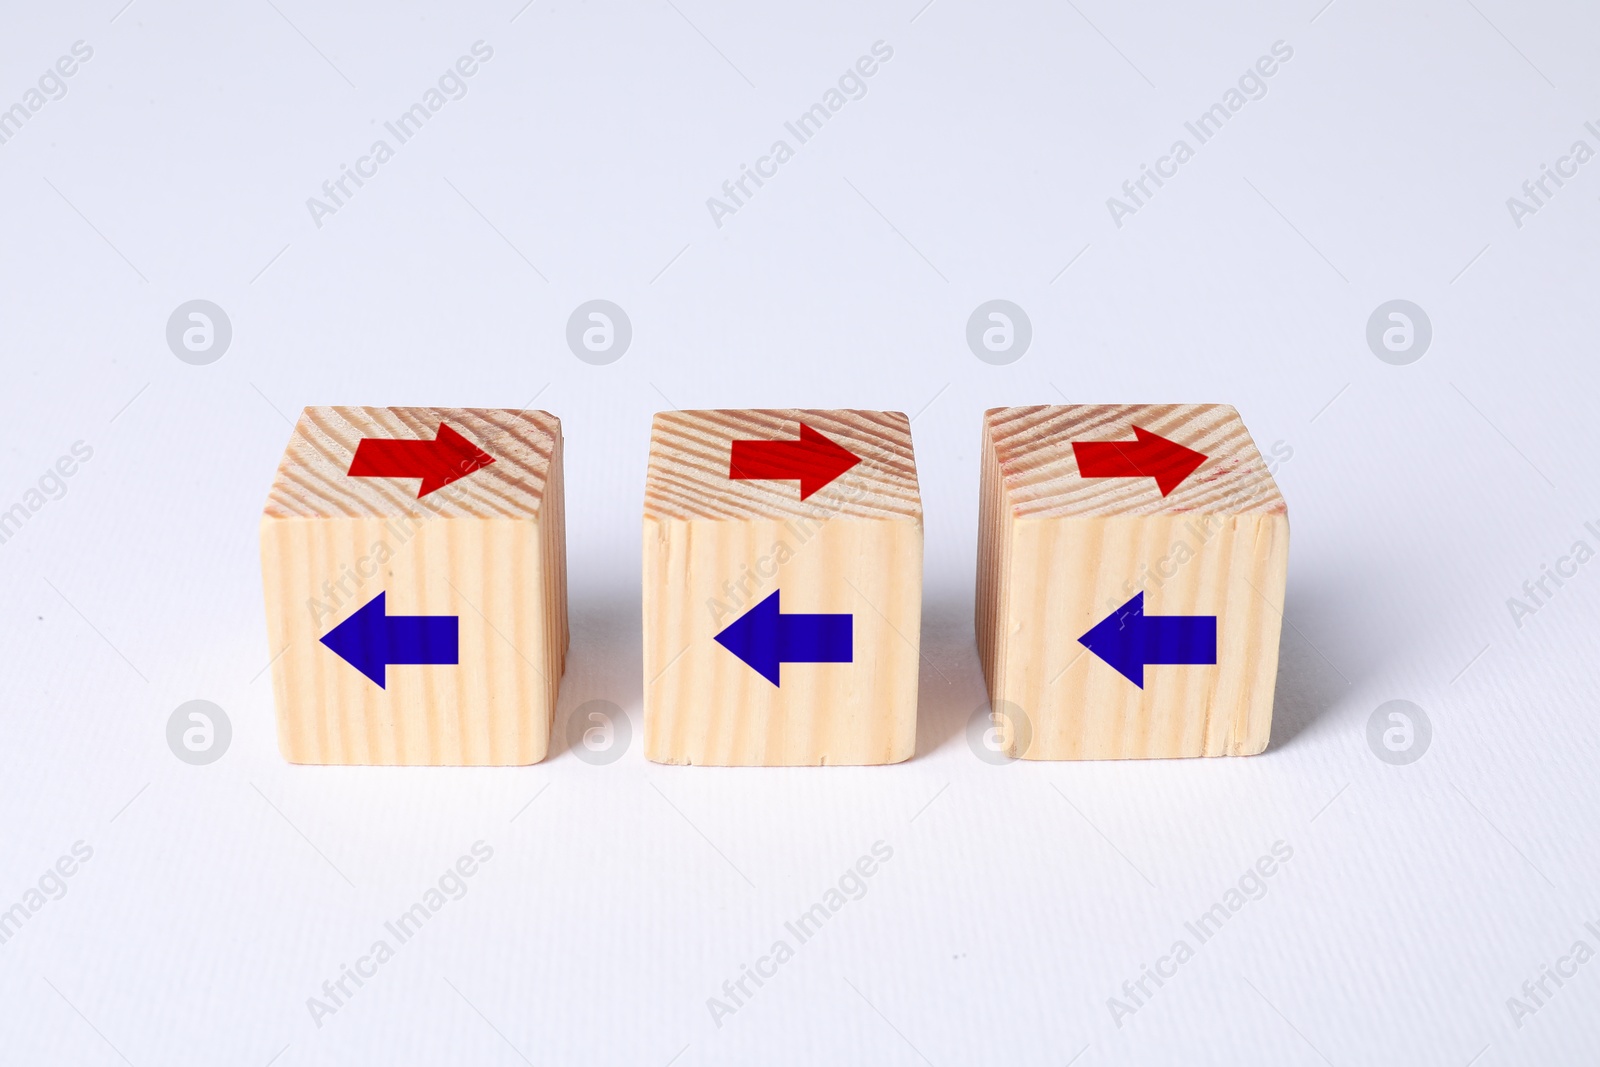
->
977;404;1289;760
259;407;568;766
643;410;923;766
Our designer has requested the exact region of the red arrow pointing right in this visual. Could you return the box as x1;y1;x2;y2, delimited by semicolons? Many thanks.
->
729;423;862;500
1071;426;1207;497
348;422;496;498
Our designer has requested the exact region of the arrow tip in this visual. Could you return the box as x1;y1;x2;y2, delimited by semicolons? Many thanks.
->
1078;591;1147;688
1132;426;1207;496
320;591;390;687
796;423;862;500
714;589;783;685
417;423;497;497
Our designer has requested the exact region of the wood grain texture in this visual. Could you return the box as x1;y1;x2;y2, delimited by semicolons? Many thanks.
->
260;407;567;765
976;404;1288;759
644;409;922;766
644;408;921;522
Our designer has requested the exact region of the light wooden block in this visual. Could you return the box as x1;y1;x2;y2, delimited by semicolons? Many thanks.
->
976;404;1288;759
643;409;923;766
260;406;567;765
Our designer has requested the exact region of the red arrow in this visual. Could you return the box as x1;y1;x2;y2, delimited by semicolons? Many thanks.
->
729;423;862;500
347;422;496;498
1071;426;1207;496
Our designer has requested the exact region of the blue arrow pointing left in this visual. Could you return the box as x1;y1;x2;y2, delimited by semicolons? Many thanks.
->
1078;591;1216;688
319;591;459;688
714;589;851;686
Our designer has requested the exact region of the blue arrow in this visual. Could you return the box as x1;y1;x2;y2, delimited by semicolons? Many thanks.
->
1078;591;1216;688
319;591;459;688
713;589;851;686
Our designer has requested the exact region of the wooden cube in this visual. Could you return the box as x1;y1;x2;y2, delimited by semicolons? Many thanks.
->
259;407;567;765
643;409;922;766
976;404;1288;759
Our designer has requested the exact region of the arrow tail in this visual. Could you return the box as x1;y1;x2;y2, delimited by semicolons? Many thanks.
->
1143;616;1216;666
1071;440;1142;479
728;440;839;482
728;440;801;482
384;615;460;666
777;614;852;665
348;439;429;478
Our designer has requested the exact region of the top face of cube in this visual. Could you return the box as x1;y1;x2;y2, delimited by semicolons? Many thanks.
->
644;409;921;524
984;404;1285;518
263;406;560;521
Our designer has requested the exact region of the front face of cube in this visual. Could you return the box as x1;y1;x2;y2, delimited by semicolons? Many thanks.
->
980;404;1288;760
643;410;923;766
260;407;565;766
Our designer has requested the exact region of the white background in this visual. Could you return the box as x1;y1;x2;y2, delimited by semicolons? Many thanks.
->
2;0;1598;1063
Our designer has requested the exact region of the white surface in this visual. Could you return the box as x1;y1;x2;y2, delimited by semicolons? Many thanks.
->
2;1;1598;1063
